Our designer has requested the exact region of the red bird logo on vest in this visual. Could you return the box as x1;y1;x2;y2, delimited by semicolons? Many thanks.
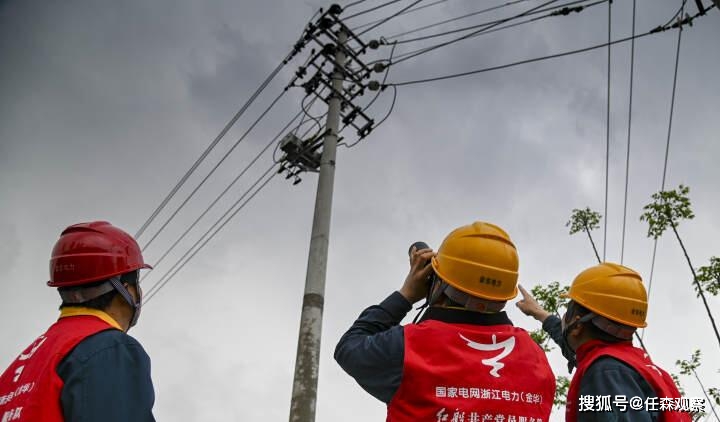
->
459;333;516;378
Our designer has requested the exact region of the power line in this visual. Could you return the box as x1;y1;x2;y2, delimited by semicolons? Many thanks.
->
389;0;601;58
358;0;425;36
383;9;708;88
134;52;295;240
300;92;324;135
356;42;397;114
602;0;611;262
344;0;371;10
388;0;592;47
344;0;406;20
140;109;306;284
351;0;448;31
386;31;641;87
388;0;561;65
343;85;398;148
645;1;687;328
387;0;535;40
338;42;397;148
140;88;290;252
620;0;637;265
143;164;279;304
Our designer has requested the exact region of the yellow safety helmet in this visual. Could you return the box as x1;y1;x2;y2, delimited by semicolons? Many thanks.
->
431;221;519;301
562;262;648;328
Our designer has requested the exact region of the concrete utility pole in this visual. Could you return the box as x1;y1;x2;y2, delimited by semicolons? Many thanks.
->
288;29;347;422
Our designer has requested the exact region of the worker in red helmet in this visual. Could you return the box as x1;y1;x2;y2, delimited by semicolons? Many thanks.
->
0;221;156;422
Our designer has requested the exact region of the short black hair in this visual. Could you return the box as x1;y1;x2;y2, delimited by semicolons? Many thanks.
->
59;271;139;311
569;301;627;343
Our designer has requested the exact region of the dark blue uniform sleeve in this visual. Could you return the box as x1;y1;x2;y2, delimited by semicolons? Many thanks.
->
57;330;156;422
543;315;577;371
334;291;412;403
576;357;658;421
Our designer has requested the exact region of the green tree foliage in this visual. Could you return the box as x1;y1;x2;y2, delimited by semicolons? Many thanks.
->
566;207;602;262
526;282;570;408
709;388;720;407
554;376;570;407
676;349;701;376
640;184;694;239
640;185;720;350
675;350;720;420
697;257;720;296
567;207;602;234
671;373;686;397
528;282;569;352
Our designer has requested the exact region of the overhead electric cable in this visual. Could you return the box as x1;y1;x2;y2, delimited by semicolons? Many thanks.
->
602;0;611;262
343;85;398;148
388;0;561;65
351;0;448;31
390;0;601;51
645;1;686;327
344;0;371;10
134;53;295;240
390;0;604;57
620;0;637;265
358;0;425;36
300;93;325;134
143;164;279;304
387;0;535;40
345;0;406;20
383;8;710;88
358;42;397;112
141;110;306;283
140;89;289;252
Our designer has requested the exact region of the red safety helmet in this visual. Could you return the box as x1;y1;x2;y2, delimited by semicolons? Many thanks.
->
48;221;152;287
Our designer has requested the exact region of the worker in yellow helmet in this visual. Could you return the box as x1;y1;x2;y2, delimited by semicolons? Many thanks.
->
517;263;690;421
335;221;556;422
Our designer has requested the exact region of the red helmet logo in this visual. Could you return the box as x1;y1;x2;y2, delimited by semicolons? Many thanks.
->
48;221;152;287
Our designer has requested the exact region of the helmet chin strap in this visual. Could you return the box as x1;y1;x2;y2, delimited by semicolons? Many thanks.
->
109;274;141;330
412;274;446;324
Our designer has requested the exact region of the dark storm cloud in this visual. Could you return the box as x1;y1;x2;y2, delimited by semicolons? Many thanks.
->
1;1;719;421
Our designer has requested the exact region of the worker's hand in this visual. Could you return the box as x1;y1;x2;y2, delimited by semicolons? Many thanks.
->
515;284;552;323
399;246;435;304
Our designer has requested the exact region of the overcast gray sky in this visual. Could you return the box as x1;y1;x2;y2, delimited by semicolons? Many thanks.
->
1;0;719;420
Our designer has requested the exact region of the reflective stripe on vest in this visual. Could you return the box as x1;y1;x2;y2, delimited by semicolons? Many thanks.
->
387;319;556;422
0;315;116;422
566;340;691;422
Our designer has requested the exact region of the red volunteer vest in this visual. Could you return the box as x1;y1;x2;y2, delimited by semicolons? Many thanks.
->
388;320;555;422
566;340;691;422
0;315;115;422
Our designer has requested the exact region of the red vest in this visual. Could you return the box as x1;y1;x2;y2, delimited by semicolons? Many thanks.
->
388;320;555;422
0;315;115;422
566;340;691;422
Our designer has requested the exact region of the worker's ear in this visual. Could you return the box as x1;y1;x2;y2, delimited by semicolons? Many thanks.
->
570;321;584;336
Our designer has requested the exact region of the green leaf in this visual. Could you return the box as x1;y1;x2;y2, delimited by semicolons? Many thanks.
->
675;349;701;376
531;282;570;316
709;388;720;406
671;373;686;397
566;207;602;235
696;256;720;296
640;184;695;239
529;329;552;352
554;376;570;407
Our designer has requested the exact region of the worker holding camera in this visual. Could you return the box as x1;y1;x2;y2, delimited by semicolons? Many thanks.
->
335;221;555;422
